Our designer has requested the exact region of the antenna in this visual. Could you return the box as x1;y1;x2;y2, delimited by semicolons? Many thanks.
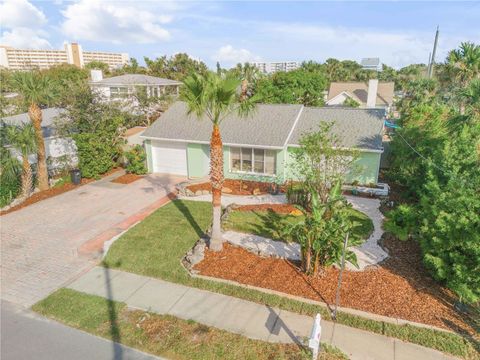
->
428;26;439;78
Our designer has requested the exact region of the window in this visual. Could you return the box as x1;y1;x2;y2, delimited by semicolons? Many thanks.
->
230;147;276;175
110;87;128;99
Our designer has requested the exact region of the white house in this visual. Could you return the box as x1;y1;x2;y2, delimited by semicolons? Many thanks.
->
89;71;182;101
1;108;78;173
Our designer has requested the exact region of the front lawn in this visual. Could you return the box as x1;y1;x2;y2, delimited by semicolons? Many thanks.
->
223;208;374;242
102;200;475;358
34;288;346;360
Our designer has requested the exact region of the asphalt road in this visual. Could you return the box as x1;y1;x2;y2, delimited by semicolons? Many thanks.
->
1;301;163;360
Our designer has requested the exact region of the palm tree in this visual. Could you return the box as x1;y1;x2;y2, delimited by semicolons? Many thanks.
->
447;42;480;85
12;71;57;191
232;63;261;100
4;123;37;199
459;79;480;118
181;72;258;251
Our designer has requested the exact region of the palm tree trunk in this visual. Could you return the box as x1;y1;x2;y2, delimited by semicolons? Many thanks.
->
21;154;33;199
29;103;49;191
241;79;248;101
210;124;224;251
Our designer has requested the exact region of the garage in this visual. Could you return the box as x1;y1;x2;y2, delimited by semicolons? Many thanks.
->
151;140;188;175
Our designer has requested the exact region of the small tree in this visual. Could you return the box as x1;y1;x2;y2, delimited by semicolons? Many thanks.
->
288;123;359;203
4;123;37;199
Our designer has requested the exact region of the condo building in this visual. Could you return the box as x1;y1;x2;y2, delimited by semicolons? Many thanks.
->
253;61;300;74
0;43;129;70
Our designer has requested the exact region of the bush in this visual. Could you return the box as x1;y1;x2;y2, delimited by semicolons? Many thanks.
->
74;133;118;178
383;204;417;241
124;145;147;175
0;175;20;207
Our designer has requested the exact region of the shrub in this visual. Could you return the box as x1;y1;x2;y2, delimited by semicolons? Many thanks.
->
124;145;147;175
383;204;417;241
74;132;118;178
0;175;20;207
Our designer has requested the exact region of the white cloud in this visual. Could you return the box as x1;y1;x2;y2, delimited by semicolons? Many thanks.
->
212;45;261;65
0;28;51;49
61;0;172;44
0;0;50;49
0;0;47;28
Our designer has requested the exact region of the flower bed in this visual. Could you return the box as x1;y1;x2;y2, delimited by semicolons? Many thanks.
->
193;235;476;336
186;179;281;196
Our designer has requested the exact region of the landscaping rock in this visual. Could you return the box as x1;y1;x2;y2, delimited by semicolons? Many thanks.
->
183;237;208;273
195;190;203;196
252;188;261;196
185;189;194;196
201;190;210;195
222;187;232;194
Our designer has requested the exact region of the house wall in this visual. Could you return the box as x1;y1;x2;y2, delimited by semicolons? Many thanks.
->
285;147;381;185
144;139;153;172
187;143;209;178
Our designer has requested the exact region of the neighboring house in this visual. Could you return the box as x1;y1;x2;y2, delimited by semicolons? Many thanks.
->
141;102;385;185
1;108;78;173
89;72;182;101
123;126;146;147
326;79;394;110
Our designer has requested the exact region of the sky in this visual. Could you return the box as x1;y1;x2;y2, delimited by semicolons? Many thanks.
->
1;0;479;69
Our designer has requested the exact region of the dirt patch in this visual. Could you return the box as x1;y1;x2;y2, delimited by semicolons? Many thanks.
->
194;236;476;336
187;179;282;196
111;173;144;184
0;168;121;216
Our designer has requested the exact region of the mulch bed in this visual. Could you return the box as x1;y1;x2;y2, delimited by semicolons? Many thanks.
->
111;173;144;184
235;204;297;214
0;168;121;216
187;179;280;196
194;235;476;336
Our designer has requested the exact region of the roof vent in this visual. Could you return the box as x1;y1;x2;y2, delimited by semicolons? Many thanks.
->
90;69;103;82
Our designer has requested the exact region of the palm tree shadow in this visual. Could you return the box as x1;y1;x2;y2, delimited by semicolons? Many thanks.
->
169;195;206;238
103;265;123;360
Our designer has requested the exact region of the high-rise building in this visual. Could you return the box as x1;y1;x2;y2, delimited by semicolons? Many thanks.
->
0;43;129;70
253;61;299;74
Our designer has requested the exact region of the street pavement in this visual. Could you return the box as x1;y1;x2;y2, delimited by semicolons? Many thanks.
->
1;300;162;360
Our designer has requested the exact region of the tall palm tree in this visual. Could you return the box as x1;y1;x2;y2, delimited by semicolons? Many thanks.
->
12;71;57;191
447;42;480;85
5;123;37;199
181;72;258;251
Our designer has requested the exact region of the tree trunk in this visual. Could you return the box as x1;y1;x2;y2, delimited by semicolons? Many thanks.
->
209;124;224;251
29;103;49;190
241;79;248;101
21;154;33;199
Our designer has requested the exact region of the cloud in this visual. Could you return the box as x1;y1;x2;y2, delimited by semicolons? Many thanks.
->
0;0;50;48
212;45;261;66
61;0;172;44
0;28;51;49
0;0;47;28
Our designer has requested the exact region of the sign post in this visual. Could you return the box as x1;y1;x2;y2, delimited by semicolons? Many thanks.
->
308;314;322;360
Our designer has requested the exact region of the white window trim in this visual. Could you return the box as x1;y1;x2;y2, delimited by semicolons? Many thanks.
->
230;147;276;176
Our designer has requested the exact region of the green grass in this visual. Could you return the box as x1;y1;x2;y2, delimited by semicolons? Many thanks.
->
33;288;346;360
223;208;374;242
101;200;476;359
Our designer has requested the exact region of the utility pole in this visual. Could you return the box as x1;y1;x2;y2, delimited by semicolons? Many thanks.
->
428;26;439;78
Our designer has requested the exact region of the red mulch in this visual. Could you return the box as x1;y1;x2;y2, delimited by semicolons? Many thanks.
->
235;204;297;214
187;179;279;196
194;236;476;335
0;168;121;216
111;173;144;184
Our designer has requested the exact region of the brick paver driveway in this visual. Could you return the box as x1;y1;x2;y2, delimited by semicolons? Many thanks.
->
0;173;184;307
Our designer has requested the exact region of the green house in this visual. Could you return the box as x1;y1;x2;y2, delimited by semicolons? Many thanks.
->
141;102;385;185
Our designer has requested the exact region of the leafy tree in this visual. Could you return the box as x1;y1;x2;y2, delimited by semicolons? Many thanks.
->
343;97;360;108
12;71;58;191
288;123;359;203
180;72;258;251
254;69;327;106
4;123;37;198
85;61;110;74
144;53;208;81
0;123;21;205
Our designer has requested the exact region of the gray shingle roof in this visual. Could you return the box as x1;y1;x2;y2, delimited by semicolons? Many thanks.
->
1;108;66;138
287;107;384;150
90;74;182;87
142;102;384;151
142;102;303;148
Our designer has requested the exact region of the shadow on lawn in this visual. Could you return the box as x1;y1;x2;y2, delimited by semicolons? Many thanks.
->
169;196;206;238
103;265;123;360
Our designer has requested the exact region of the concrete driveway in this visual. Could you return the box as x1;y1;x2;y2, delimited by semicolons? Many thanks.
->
0;172;184;307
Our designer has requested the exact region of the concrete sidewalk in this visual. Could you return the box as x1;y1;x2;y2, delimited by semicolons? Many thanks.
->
67;267;455;360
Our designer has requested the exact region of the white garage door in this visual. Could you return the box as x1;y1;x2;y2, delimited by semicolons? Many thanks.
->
152;140;188;175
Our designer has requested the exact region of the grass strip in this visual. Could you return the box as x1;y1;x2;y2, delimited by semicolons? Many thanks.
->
102;200;476;359
33;288;346;360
